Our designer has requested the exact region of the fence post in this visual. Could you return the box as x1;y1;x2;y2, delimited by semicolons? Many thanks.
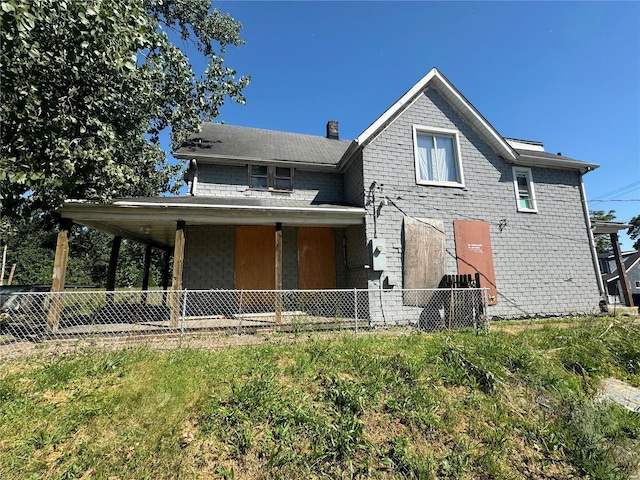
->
354;288;358;335
237;290;243;335
482;288;490;330
179;289;187;348
415;289;419;328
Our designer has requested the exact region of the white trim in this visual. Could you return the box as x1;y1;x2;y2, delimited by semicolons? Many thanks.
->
63;200;366;219
514;153;599;172
412;125;465;188
505;139;545;152
358;69;438;145
356;68;517;161
364;90;426;149
512;166;538;213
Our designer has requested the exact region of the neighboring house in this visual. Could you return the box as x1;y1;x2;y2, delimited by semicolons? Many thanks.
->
599;250;640;306
62;68;603;322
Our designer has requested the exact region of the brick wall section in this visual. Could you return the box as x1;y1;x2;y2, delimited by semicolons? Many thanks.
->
360;87;601;323
196;164;344;204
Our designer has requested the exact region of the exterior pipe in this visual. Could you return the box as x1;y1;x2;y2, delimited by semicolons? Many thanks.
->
190;159;198;195
580;171;605;298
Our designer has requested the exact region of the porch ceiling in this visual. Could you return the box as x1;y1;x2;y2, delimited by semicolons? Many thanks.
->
61;196;366;248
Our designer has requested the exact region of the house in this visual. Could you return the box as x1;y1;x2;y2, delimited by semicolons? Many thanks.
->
60;68;603;323
599;250;640;306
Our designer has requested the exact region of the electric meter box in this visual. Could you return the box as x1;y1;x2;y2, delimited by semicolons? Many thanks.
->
371;239;386;271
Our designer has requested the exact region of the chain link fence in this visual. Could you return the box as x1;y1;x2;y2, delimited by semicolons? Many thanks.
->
0;288;488;358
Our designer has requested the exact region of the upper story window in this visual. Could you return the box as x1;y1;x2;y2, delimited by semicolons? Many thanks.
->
599;258;611;274
413;126;464;188
249;165;293;191
512;167;537;212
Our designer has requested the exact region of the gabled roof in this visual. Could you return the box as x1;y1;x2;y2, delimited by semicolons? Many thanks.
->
349;67;598;173
602;250;640;283
173;123;351;168
354;67;518;162
173;68;599;173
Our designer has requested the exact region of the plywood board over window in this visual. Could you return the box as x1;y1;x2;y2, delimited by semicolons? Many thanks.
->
453;220;498;305
403;217;445;305
297;227;336;289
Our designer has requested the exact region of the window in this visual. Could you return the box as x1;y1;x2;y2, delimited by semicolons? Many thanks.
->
413;126;464;187
249;165;293;191
635;281;640;288
512;167;537;212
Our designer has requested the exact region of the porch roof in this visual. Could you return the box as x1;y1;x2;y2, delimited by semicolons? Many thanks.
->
62;196;366;248
592;221;632;235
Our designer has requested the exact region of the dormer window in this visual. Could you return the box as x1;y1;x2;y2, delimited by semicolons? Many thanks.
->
249;165;293;191
413;126;464;188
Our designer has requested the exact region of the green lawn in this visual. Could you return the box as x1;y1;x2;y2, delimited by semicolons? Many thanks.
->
1;318;639;479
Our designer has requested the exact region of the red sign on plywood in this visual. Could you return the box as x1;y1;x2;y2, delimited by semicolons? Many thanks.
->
453;220;498;305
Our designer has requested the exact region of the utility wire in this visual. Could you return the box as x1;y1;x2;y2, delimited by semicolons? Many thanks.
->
590;181;640;201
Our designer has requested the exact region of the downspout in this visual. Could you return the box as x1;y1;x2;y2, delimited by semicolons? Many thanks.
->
190;159;198;195
580;169;605;298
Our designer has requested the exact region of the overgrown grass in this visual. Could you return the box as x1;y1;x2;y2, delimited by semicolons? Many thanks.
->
0;317;639;479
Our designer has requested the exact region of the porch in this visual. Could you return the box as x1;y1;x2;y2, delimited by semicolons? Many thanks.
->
46;196;367;331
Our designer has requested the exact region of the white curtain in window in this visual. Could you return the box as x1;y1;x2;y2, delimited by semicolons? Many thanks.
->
435;136;455;182
416;135;434;181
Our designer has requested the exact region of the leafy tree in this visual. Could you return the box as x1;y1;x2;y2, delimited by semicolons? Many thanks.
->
1;0;249;219
590;210;616;254
628;214;640;251
1;216;166;287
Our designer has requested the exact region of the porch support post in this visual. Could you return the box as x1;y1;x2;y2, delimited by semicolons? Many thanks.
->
170;221;186;327
275;222;283;324
46;218;73;333
141;244;153;304
105;236;122;304
610;232;634;307
162;249;171;306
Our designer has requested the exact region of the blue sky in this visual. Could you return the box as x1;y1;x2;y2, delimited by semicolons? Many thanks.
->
174;1;640;249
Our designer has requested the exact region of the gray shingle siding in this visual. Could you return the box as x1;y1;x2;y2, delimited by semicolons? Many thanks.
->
196;164;344;204
282;227;298;290
184;225;235;290
360;87;600;322
183;225;348;290
345;224;369;289
342;151;365;207
180;85;600;322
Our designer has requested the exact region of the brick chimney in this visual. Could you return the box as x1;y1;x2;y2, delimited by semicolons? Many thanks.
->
326;120;339;140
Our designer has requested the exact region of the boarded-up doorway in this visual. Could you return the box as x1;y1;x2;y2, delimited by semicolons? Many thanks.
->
235;225;275;290
297;227;336;289
453;220;498;305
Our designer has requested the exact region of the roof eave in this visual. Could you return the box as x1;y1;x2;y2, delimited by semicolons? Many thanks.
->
62;199;366;224
172;151;340;171
514;154;600;173
592;221;632;234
